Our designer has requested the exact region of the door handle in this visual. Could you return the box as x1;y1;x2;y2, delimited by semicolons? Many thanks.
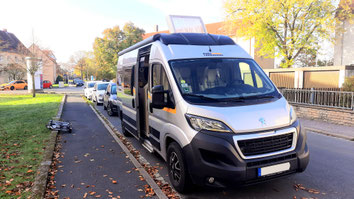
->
132;99;135;108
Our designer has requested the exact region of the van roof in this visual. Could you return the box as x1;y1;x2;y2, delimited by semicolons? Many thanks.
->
118;33;235;56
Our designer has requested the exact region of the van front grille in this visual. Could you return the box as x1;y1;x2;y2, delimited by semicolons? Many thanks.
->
237;133;293;156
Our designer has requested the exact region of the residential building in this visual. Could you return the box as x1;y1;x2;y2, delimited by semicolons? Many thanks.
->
29;44;58;83
0;29;32;84
142;22;275;69
334;0;354;66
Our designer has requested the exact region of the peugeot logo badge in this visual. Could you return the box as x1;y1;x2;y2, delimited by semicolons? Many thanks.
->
259;118;266;126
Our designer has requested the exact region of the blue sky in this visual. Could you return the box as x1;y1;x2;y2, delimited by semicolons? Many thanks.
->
0;0;224;63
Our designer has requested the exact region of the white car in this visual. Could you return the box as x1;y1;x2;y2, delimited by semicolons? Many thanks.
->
84;81;99;100
92;82;109;105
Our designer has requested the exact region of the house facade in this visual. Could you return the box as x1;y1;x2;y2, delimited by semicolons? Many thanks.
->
29;44;58;83
142;22;275;69
334;0;354;66
0;29;32;84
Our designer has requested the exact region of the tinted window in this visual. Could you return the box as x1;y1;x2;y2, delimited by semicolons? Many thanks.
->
88;83;95;88
98;83;109;90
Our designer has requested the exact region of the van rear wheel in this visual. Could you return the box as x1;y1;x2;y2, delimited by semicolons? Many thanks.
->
167;142;192;193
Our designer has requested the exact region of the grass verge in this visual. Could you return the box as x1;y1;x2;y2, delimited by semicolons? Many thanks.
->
0;94;63;198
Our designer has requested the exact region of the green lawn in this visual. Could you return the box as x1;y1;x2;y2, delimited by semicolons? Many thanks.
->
0;94;63;198
52;84;69;88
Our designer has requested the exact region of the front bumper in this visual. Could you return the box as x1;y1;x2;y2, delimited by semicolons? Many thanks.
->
182;120;309;188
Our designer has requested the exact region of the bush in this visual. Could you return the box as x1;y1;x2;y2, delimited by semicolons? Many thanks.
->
55;75;63;84
342;76;354;92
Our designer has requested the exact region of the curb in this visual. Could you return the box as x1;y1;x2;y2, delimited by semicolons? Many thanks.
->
87;102;169;199
31;94;66;199
303;127;354;141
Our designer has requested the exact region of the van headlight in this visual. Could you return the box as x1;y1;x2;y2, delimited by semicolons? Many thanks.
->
290;105;297;124
185;114;232;133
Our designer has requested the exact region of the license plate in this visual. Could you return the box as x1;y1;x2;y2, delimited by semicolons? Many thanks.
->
258;162;290;177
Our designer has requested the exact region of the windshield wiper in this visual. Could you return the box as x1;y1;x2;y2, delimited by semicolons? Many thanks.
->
182;93;221;102
243;95;275;99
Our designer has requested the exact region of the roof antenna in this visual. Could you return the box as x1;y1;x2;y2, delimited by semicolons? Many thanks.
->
208;46;212;52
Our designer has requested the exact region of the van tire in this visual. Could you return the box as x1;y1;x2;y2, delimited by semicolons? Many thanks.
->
121;122;131;137
10;86;15;90
24;86;27;90
167;142;192;193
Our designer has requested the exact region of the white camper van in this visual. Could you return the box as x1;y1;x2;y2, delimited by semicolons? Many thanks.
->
116;33;309;193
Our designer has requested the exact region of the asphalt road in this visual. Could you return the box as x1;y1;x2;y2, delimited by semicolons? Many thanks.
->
54;94;156;199
94;101;354;199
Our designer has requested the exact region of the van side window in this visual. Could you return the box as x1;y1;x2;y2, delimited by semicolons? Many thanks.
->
152;64;170;90
123;66;134;95
152;64;161;87
239;62;263;88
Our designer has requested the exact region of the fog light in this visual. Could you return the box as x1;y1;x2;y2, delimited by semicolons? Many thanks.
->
208;177;215;184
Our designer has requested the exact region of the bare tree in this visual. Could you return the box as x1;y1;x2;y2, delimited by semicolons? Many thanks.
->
27;29;42;97
26;57;41;97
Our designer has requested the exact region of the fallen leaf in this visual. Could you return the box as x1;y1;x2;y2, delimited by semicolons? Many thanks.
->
89;191;96;195
27;169;33;173
83;192;88;198
112;180;117;184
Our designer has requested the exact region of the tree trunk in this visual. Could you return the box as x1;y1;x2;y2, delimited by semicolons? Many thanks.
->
32;73;36;97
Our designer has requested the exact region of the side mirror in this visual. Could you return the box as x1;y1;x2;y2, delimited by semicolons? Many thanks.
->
151;85;174;109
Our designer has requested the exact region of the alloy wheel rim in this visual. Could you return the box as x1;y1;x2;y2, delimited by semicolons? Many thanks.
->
169;152;181;183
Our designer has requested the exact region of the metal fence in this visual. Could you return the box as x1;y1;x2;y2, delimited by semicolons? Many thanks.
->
279;89;354;110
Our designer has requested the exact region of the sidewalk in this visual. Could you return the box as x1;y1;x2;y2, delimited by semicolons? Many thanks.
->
49;94;156;198
299;118;354;141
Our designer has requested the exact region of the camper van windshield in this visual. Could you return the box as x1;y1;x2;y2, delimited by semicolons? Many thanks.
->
169;58;278;103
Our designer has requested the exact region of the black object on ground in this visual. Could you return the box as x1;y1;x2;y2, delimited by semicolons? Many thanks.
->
46;120;72;133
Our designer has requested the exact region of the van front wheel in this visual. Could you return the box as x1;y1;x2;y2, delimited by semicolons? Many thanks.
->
167;142;192;193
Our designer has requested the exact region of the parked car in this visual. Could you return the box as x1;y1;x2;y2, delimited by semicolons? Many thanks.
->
0;80;27;90
84;81;98;100
103;83;119;116
43;80;53;89
75;80;84;87
92;82;109;105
